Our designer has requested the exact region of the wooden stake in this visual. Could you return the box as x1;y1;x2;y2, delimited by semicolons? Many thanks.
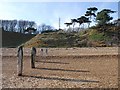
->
31;47;36;68
17;46;23;76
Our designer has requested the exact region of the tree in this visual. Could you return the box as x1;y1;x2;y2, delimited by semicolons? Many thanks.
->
9;20;17;32
77;17;83;30
114;18;120;26
28;21;36;28
0;20;16;32
1;20;7;31
38;24;54;33
77;16;90;29
9;20;13;32
45;25;54;31
4;20;9;31
25;27;37;34
18;20;36;33
64;22;72;29
0;20;2;29
96;9;116;35
71;19;78;31
96;9;116;26
85;7;98;27
0;19;37;34
18;20;25;33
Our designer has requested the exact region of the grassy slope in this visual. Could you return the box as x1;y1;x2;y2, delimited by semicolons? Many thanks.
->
23;26;119;48
23;31;79;48
24;30;90;48
2;30;35;48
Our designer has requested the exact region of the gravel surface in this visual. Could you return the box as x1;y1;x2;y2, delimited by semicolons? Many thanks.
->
2;47;118;88
2;47;118;56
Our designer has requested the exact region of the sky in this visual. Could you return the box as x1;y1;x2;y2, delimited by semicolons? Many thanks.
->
0;1;119;29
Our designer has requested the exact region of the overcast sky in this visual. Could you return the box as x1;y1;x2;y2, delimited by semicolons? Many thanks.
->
0;1;118;29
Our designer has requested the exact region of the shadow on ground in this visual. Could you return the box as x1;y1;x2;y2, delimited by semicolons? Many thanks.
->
21;75;99;83
35;67;90;73
35;60;69;64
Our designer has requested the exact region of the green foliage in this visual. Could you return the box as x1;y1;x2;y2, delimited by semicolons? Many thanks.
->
85;7;98;17
88;29;110;41
89;32;105;41
87;7;98;13
96;9;116;26
77;16;90;23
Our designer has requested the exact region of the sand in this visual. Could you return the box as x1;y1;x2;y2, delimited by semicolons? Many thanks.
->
2;47;119;88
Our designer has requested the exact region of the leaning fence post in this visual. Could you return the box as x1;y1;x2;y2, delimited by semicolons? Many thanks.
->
31;47;36;68
17;46;23;76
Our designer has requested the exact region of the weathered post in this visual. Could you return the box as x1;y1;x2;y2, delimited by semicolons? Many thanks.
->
45;48;48;56
31;47;36;68
17;46;23;76
40;48;43;57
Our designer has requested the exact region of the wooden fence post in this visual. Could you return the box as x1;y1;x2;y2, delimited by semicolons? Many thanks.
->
31;47;36;68
17;46;23;76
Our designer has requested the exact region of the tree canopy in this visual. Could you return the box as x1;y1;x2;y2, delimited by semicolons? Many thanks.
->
96;9;116;26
